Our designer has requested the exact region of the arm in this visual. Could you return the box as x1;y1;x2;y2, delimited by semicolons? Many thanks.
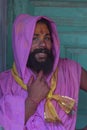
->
79;68;87;130
25;96;38;124
25;71;49;124
80;67;87;91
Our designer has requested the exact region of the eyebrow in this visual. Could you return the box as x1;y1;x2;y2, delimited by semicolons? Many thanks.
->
33;33;51;37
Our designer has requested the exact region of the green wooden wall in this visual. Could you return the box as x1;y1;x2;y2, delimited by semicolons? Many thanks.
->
7;0;87;129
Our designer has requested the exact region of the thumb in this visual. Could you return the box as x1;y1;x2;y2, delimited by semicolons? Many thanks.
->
27;75;34;87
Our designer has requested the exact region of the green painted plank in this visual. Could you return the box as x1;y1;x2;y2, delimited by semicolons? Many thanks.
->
58;26;87;32
76;114;87;129
59;33;87;46
31;1;87;7
35;7;87;28
35;7;87;17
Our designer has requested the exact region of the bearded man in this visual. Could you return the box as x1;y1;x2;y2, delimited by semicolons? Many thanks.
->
0;14;87;130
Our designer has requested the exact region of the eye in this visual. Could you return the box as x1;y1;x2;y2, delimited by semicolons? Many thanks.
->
33;37;38;41
33;37;39;43
44;37;51;41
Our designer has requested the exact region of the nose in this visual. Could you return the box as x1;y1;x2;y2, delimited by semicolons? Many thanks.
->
39;39;46;48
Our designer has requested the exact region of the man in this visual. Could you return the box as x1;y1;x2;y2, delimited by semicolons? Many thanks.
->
0;14;87;130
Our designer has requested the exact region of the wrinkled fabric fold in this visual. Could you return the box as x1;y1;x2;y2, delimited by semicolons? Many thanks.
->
11;64;76;123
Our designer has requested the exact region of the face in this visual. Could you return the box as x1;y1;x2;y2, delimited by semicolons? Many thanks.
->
30;23;52;62
27;22;54;75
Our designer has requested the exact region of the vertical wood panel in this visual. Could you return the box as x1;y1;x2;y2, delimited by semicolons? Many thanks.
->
0;0;7;72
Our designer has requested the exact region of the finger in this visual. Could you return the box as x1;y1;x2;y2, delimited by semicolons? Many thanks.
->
27;75;34;87
37;70;43;81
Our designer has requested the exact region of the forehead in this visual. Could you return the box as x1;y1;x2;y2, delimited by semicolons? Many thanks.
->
34;23;50;34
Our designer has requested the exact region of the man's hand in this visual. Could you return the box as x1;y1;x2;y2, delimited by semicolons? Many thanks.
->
27;70;50;103
25;71;49;123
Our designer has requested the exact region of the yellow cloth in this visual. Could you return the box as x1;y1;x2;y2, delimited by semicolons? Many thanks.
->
11;63;75;123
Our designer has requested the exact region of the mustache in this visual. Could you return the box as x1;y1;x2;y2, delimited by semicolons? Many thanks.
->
27;48;54;75
31;48;51;55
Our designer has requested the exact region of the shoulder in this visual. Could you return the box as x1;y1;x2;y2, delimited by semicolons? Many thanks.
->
58;58;81;80
58;58;81;70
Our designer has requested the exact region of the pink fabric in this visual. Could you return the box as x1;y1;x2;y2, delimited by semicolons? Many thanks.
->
0;14;81;130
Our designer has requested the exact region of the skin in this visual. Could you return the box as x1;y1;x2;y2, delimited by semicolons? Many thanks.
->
80;67;87;92
25;22;87;129
25;23;51;123
30;23;52;62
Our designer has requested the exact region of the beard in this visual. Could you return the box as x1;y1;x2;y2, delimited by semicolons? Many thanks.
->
27;48;55;75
